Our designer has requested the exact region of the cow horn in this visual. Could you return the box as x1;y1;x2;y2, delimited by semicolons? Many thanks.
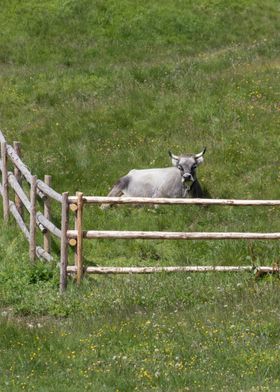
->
168;150;179;160
195;147;206;159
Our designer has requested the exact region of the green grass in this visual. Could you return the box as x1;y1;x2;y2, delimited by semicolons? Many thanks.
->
1;263;280;391
0;0;280;390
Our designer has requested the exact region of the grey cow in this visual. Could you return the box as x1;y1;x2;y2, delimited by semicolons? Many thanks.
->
101;148;206;208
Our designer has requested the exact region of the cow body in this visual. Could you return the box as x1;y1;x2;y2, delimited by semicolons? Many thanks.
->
101;148;206;208
119;167;186;198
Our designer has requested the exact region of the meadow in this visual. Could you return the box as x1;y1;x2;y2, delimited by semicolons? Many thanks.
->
0;0;280;390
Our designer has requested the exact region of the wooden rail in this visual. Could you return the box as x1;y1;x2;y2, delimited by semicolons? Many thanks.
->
63;192;280;290
0;131;279;294
0;184;52;261
68;195;280;206
67;229;280;241
66;266;279;275
0;131;63;264
0;131;62;203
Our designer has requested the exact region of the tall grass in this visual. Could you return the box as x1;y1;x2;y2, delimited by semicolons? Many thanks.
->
0;0;280;390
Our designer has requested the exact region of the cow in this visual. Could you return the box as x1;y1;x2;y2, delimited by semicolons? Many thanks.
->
101;148;206;209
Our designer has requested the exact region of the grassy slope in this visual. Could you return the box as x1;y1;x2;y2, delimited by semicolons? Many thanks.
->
0;0;280;390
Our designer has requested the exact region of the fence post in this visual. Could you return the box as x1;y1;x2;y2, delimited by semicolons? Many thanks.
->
1;142;9;222
43;175;52;255
29;175;37;263
60;192;69;294
13;141;23;218
76;192;84;285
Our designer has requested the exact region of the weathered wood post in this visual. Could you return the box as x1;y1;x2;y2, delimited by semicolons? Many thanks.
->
60;192;69;294
76;192;84;285
68;204;77;247
29;175;37;262
1;142;9;222
13;141;23;217
43;175;52;255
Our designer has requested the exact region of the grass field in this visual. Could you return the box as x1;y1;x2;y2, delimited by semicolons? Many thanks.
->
0;0;280;390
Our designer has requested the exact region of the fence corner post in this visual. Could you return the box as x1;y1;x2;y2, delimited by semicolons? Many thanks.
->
1;142;9;223
76;191;84;285
60;192;69;294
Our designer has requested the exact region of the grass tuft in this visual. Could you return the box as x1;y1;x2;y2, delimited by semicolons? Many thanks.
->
0;0;280;390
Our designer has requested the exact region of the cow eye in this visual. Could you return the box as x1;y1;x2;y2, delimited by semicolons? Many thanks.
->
177;164;183;171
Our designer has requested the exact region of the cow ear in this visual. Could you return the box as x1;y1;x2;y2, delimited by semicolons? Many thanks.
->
194;147;206;165
195;156;204;165
168;150;179;166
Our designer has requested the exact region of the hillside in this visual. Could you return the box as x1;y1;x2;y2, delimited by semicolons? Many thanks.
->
0;1;280;391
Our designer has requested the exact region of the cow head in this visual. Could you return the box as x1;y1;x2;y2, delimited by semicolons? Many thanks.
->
168;148;206;184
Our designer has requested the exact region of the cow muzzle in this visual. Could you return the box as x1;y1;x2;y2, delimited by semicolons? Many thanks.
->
182;173;194;183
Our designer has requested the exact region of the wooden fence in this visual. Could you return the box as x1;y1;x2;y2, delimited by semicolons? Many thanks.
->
0;130;279;294
0;131;62;263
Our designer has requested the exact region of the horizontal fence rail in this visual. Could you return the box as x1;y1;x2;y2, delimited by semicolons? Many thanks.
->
0;131;62;203
66;265;280;275
62;194;280;291
67;230;280;241
0;157;61;237
68;195;280;206
0;131;279;293
0;131;64;265
0;184;52;261
36;179;62;204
